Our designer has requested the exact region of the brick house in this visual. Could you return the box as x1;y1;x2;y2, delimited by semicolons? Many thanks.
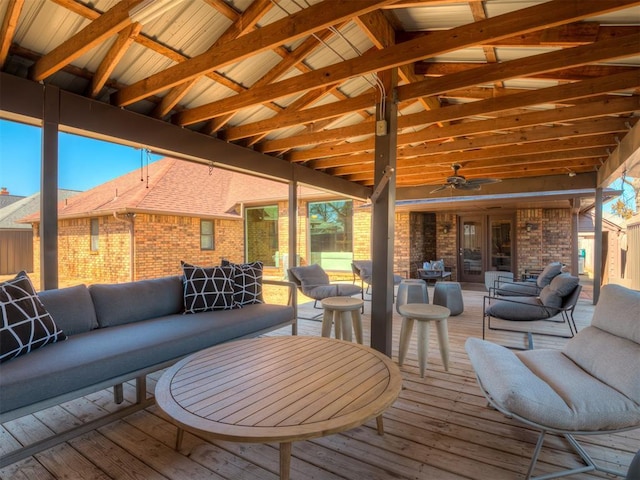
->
24;157;579;285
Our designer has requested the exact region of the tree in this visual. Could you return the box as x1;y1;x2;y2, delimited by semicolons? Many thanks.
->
610;176;639;220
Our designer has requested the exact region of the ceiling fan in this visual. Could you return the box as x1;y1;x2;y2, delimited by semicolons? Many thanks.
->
430;163;501;193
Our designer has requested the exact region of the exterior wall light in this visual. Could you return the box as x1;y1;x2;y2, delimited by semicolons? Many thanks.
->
525;223;533;232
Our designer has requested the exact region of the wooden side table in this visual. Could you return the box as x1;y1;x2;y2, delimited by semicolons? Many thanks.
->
320;296;364;344
397;303;451;378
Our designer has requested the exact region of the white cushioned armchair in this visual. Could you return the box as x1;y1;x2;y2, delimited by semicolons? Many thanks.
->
467;284;640;479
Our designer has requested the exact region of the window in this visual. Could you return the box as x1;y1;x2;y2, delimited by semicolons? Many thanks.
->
308;200;353;271
245;206;278;266
90;218;99;252
201;220;214;250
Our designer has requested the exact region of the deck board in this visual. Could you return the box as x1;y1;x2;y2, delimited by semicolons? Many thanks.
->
1;285;638;479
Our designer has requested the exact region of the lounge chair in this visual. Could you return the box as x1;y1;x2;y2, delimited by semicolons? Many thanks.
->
467;284;640;479
483;273;581;349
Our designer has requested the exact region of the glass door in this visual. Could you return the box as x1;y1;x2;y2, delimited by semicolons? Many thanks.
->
459;216;485;283
490;217;513;272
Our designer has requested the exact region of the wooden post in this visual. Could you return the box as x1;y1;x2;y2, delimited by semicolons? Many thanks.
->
370;69;398;356
41;85;59;290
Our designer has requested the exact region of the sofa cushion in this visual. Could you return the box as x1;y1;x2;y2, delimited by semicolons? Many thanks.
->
38;284;97;336
536;262;563;288
223;261;264;307
485;296;552;321
0;303;294;413
0;271;66;363
181;262;235;313
90;275;183;327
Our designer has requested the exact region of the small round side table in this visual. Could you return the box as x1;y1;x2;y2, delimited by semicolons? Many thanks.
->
397;303;451;378
320;296;364;344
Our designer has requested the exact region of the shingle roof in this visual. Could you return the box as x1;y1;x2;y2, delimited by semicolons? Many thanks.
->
1;190;80;228
25;157;329;222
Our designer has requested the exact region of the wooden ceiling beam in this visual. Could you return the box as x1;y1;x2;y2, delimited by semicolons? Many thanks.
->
399;31;640;102
415;63;638;81
399;24;640;47
222;93;376;141
31;0;146;81
89;22;142;99
334;147;608;177
283;95;638;160
404;70;640;128
113;0;396;106
152;0;274;119
0;0;23;68
172;0;639;126
306;119;632;169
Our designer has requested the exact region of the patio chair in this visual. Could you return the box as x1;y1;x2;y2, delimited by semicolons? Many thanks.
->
483;273;581;349
351;260;403;300
466;284;640;480
490;261;563;297
287;263;361;312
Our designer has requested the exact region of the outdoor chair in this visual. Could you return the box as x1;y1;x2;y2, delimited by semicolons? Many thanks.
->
287;263;362;312
490;261;563;297
483;273;581;349
351;260;403;300
466;284;640;480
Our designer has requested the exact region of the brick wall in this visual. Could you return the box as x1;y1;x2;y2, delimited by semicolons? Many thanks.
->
517;208;572;278
34;214;244;284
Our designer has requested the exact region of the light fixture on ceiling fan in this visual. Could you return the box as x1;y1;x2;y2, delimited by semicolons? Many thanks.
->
430;163;501;193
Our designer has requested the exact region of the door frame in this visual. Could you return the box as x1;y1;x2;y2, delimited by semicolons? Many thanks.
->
456;213;516;283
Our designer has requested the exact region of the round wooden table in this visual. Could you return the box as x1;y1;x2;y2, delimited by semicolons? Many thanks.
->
397;303;451;378
320;296;365;343
155;336;402;480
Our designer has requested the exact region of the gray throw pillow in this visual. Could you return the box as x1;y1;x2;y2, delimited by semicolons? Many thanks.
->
549;273;579;297
536;262;563;288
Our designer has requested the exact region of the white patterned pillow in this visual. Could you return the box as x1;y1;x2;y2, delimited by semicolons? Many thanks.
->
224;261;264;307
181;261;235;313
0;271;67;363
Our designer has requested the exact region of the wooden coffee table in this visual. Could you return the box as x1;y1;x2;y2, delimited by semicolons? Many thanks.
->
155;336;402;480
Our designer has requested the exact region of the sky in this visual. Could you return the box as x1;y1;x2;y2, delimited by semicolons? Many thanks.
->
0;119;160;197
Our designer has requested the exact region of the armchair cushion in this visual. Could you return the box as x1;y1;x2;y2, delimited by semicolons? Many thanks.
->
289;263;329;290
466;338;640;431
535;261;563;288
485;296;552;321
548;273;579;297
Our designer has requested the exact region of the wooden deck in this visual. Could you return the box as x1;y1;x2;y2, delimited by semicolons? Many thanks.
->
1;284;638;479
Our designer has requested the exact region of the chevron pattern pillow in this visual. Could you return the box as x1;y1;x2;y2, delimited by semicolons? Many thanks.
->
0;271;67;363
181;262;235;313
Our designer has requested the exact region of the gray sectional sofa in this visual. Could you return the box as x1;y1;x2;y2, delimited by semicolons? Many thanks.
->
0;274;297;467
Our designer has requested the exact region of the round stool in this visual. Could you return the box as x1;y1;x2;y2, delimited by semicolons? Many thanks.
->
320;296;364;344
397;303;450;378
395;279;428;315
433;281;464;316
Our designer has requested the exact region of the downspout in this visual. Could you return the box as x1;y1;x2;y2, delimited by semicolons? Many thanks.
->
113;212;136;281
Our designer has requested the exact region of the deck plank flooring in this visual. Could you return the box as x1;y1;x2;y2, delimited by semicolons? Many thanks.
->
1;285;638;479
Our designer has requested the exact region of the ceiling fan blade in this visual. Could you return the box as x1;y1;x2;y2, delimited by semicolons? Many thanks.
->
430;185;449;193
456;183;482;191
466;177;501;186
